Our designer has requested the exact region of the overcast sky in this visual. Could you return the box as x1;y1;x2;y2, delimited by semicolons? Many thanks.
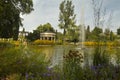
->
21;0;120;32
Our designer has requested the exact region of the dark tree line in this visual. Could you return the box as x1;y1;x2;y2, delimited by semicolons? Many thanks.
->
0;0;33;40
85;25;118;41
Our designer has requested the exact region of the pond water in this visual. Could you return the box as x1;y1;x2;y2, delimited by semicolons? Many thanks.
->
1;45;119;67
34;45;78;68
35;45;120;67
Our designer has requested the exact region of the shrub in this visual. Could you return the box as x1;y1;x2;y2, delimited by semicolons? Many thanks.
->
33;40;55;45
84;41;120;46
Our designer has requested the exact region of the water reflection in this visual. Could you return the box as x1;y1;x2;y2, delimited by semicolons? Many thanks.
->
1;45;118;67
38;45;119;67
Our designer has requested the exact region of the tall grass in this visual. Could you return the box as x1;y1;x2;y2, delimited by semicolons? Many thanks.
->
93;46;110;66
0;45;48;80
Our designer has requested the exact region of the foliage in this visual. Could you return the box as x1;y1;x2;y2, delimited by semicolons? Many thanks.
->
103;29;116;41
33;40;55;45
26;23;55;41
67;25;79;44
93;46;110;66
85;26;117;42
58;0;76;39
61;48;120;80
91;27;103;41
0;41;13;47
109;31;115;41
26;30;40;41
104;28;110;41
1;44;120;79
117;27;120;35
0;0;33;40
37;23;55;33
115;48;120;65
56;32;63;40
0;46;48;80
63;50;84;80
84;41;120;46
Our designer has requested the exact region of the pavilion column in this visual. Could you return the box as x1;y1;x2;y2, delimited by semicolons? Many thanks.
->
54;37;55;42
43;37;45;40
47;37;48;40
40;37;41;40
51;37;53;40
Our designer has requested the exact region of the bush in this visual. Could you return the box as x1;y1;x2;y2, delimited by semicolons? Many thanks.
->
33;40;55;45
84;41;120;46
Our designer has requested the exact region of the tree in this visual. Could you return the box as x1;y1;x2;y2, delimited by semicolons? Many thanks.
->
110;31;115;41
86;25;91;41
68;25;79;44
117;27;120;35
27;30;40;42
58;0;76;39
91;27;103;41
26;23;55;41
104;28;110;41
37;23;55;33
0;0;33;40
92;0;105;27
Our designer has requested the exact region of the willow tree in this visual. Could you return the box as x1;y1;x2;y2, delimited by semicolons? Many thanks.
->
58;0;76;40
0;0;33;40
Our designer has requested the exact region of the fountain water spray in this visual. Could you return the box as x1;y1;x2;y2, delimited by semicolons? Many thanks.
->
80;0;85;49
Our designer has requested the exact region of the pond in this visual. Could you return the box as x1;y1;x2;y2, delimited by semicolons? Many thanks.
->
0;45;119;68
31;45;119;67
30;45;78;67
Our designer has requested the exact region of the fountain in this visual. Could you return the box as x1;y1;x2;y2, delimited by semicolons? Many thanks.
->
49;0;86;68
76;0;87;67
79;0;85;49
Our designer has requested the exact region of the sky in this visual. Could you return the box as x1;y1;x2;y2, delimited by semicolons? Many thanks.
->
21;0;120;32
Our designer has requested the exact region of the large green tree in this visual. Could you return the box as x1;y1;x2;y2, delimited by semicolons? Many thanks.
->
0;0;33;40
58;0;76;38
